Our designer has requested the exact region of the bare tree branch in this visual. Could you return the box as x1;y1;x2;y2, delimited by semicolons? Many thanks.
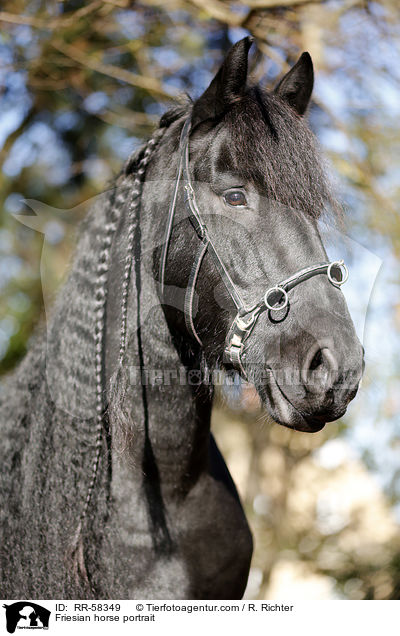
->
101;0;130;6
94;107;158;131
186;0;249;26
51;41;178;99
243;0;328;8
0;2;104;29
0;11;54;28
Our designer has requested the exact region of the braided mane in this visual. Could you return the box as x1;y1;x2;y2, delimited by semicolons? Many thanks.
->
0;120;169;596
70;125;167;586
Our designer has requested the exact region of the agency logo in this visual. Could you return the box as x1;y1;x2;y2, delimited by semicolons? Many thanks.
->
2;602;50;633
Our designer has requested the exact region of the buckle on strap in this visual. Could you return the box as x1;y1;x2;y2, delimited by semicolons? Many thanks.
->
224;308;262;376
224;334;247;379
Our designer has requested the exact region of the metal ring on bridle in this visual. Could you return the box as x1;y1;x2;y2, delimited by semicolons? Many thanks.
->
327;260;348;286
264;286;289;312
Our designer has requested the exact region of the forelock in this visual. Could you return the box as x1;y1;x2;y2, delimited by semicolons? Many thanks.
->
213;87;337;219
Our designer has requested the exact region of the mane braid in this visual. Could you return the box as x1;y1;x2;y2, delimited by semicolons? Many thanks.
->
69;127;165;587
118;124;172;551
69;185;119;585
119;127;166;362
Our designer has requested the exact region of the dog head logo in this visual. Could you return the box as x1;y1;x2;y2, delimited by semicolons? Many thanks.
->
3;602;50;633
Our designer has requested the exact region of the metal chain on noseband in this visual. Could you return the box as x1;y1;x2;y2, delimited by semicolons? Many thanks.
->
74;127;165;560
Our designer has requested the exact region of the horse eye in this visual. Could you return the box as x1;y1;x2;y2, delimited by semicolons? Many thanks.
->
224;190;247;207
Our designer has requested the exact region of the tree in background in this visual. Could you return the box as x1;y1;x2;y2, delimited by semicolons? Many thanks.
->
1;0;400;598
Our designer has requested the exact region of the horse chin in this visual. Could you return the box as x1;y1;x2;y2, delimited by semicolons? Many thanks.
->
257;368;327;433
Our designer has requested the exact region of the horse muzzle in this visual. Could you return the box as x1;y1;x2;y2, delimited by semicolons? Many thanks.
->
251;341;364;433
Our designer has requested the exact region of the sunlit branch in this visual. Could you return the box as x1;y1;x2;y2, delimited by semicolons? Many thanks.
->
51;41;178;99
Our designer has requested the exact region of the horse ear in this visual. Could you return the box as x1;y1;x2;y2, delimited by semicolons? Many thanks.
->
191;36;254;129
274;52;314;116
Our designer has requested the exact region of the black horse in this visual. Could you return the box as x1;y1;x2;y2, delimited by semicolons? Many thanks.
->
0;37;363;599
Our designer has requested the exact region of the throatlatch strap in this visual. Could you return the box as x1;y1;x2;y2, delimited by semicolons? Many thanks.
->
159;118;192;298
159;114;247;339
180;122;246;312
184;239;209;345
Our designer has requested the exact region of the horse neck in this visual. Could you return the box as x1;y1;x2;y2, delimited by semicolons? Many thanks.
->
43;190;115;421
106;132;213;494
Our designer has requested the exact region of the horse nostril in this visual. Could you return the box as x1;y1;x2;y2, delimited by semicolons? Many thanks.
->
301;346;338;392
309;348;323;371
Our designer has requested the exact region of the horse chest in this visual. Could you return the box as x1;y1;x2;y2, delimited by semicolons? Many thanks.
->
103;455;252;599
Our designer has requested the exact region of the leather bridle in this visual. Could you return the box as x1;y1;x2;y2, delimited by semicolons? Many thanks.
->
159;116;348;377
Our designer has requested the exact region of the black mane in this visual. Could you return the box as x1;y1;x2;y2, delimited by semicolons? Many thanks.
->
159;86;337;221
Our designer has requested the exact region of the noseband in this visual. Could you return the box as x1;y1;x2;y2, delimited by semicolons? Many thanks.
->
159;117;348;377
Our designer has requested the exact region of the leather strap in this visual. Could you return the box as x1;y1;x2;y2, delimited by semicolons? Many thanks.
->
184;238;209;345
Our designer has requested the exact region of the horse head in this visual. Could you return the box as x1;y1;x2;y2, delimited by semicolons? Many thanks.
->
157;37;364;432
